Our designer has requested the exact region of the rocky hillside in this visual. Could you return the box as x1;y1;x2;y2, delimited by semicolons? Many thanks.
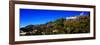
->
20;15;90;36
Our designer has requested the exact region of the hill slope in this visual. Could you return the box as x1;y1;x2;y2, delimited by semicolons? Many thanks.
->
20;15;90;36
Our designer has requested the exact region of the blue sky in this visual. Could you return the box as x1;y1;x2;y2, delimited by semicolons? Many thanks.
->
20;8;90;27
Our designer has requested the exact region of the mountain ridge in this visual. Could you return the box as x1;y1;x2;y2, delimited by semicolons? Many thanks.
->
20;15;90;36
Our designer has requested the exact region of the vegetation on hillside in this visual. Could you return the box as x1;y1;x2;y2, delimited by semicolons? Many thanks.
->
20;15;90;36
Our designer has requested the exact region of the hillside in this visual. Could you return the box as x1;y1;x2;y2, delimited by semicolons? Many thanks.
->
20;15;90;36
